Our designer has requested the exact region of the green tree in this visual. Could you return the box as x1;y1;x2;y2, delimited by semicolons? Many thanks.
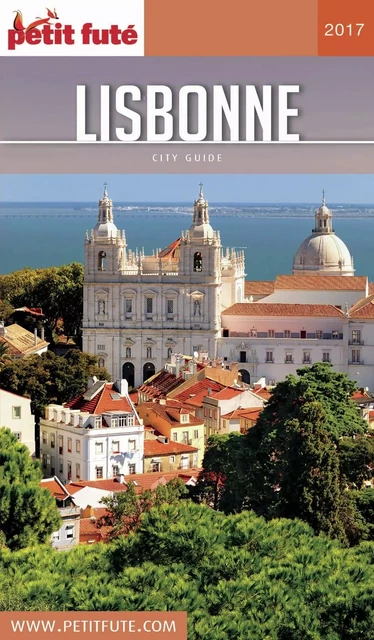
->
0;350;110;419
338;436;374;487
0;428;60;550
99;478;188;537
0;263;84;341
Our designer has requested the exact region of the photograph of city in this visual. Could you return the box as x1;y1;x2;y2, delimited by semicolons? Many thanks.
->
0;173;373;635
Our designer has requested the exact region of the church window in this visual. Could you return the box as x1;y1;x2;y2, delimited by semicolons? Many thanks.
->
193;252;202;272
146;298;153;315
193;300;201;316
97;344;105;350
98;357;105;368
98;300;105;314
146;347;152;359
125;347;132;358
167;299;174;315
125;298;133;315
167;347;173;359
322;352;330;362
98;251;106;271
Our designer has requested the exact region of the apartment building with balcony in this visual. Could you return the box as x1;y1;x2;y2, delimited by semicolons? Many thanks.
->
40;377;144;483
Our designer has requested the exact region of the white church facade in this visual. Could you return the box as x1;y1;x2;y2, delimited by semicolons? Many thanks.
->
82;186;374;391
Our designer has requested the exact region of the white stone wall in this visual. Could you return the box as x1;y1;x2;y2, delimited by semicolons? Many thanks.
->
40;421;144;483
0;390;35;456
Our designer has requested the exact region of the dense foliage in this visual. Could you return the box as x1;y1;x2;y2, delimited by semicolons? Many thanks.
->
0;263;83;340
100;478;189;537
199;363;373;545
0;350;110;418
0;502;373;638
0;428;60;550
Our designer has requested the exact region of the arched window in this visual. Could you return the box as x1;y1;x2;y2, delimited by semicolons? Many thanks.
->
98;251;107;271
98;300;105;314
125;347;131;358
167;347;173;359
146;346;152;359
98;357;105;368
193;300;201;316
193;252;202;272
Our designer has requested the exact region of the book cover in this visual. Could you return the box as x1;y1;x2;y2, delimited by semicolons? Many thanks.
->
0;1;373;638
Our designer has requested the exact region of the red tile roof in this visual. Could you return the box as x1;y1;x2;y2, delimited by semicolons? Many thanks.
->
351;389;371;400
41;477;70;501
369;283;374;296
349;294;374;318
13;306;44;316
222;407;262;420
144;439;198;456
174;379;225;405
70;470;201;495
80;508;111;544
252;386;272;401
245;281;275;296
158;238;181;260
65;383;136;418
143;402;203;426
222;303;344;317
210;387;242;401
274;275;368;291
138;370;184;399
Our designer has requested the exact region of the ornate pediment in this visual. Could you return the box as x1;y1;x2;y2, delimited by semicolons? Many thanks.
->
191;290;204;300
95;288;109;297
123;338;135;347
144;338;156;346
165;338;177;347
120;289;137;296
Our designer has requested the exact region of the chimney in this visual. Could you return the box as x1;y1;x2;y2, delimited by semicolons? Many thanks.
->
41;327;45;341
87;376;98;389
34;328;38;345
0;322;5;336
115;473;126;484
82;505;95;518
115;378;128;396
207;387;213;396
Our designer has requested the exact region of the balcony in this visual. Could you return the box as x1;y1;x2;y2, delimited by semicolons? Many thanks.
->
349;340;364;345
227;331;343;341
284;359;294;364
349;360;364;366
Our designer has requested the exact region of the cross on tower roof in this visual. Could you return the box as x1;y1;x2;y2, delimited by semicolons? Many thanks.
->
199;182;203;197
103;182;108;197
322;188;325;205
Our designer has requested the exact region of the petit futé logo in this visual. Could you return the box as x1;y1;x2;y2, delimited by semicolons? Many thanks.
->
8;6;138;50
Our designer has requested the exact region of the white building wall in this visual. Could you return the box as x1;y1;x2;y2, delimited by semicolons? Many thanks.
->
40;422;144;483
0;389;35;456
262;289;364;307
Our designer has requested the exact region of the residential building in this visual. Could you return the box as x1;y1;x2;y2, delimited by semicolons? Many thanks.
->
41;477;81;550
137;400;205;467
40;377;144;482
0;322;48;357
0;388;35;456
201;386;264;439
143;428;199;472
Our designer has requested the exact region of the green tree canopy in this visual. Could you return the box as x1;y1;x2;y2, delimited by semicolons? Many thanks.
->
0;428;60;550
0;350;110;418
0;263;83;340
0;503;373;638
99;478;188;538
199;363;371;544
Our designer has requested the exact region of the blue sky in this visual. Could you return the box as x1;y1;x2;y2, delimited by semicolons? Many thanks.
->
2;174;374;203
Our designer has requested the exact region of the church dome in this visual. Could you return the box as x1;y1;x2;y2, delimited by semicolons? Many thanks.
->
293;233;354;274
292;192;354;276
